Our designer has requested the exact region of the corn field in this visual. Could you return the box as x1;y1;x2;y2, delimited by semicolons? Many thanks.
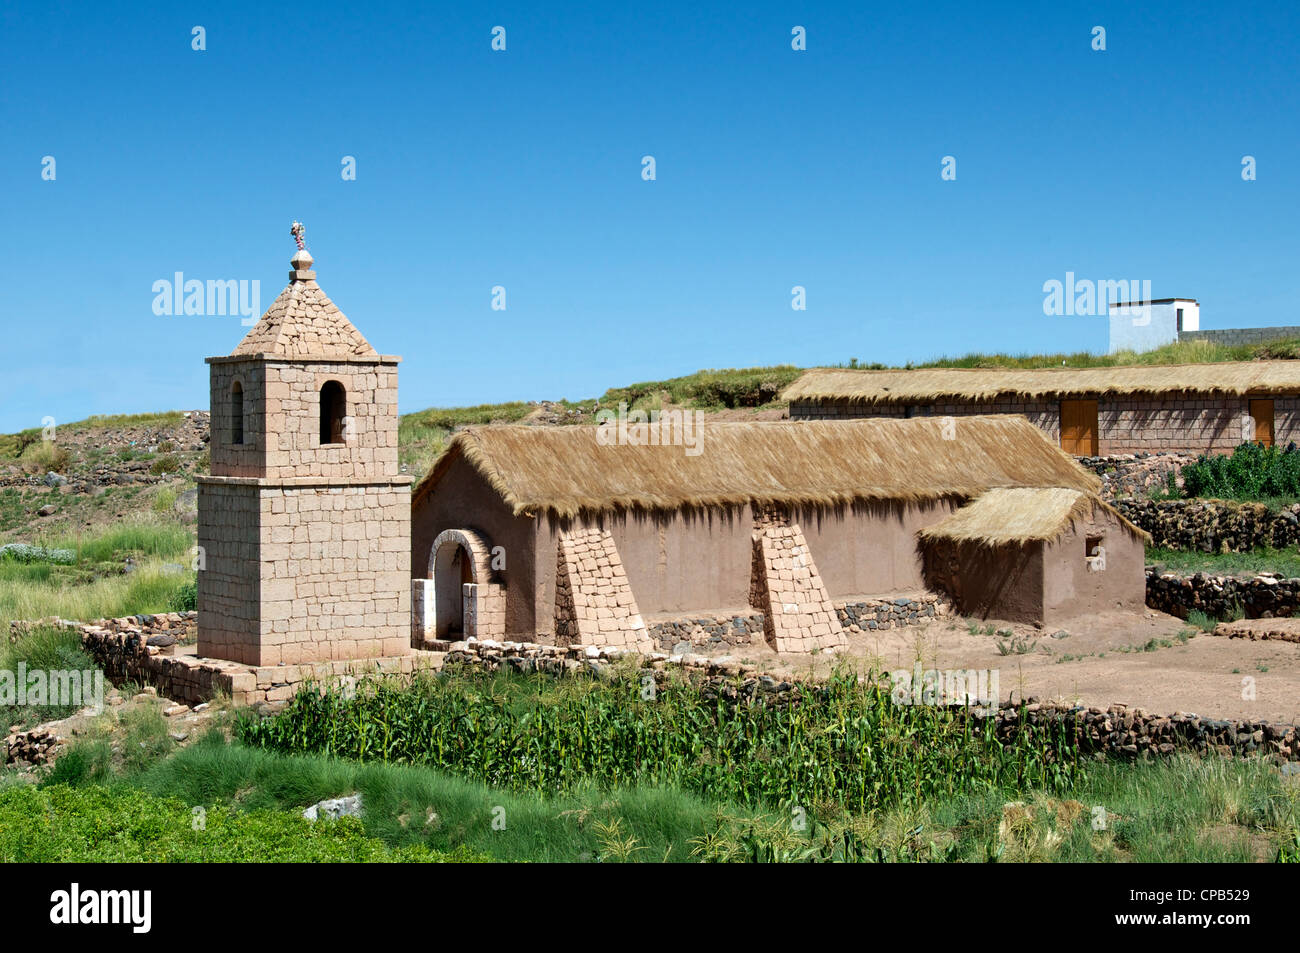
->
236;665;1087;811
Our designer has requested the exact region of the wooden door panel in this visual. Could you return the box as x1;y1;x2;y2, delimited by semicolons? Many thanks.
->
1249;399;1274;447
1060;400;1098;455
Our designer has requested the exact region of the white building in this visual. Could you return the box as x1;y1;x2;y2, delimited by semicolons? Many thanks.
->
1108;298;1199;354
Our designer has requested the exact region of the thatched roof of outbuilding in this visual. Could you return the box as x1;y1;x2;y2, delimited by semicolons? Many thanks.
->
412;415;1101;519
917;487;1149;547
781;362;1300;404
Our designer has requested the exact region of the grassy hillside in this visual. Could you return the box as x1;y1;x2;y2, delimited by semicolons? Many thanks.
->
897;336;1300;370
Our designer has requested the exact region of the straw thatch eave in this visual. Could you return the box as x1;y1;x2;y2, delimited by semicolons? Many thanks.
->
917;487;1150;547
782;361;1300;404
411;416;1100;521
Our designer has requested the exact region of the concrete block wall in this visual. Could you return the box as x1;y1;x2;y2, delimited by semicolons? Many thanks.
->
1181;327;1300;348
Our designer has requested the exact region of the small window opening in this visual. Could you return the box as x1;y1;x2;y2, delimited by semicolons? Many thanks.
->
320;380;346;445
231;381;244;446
1085;535;1106;572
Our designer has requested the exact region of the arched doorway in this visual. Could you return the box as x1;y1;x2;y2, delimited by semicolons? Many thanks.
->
432;540;475;638
425;527;504;642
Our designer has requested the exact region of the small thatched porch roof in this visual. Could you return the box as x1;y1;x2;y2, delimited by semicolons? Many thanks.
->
918;487;1149;547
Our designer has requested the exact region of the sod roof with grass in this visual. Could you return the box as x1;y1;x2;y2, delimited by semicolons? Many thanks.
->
413;415;1102;519
782;361;1300;404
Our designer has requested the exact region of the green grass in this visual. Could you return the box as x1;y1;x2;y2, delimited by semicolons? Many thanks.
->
908;336;1300;370
1147;546;1300;579
0;519;195;629
0;624;97;728
69;411;187;431
40;720;1300;863
600;365;802;411
0;783;482;862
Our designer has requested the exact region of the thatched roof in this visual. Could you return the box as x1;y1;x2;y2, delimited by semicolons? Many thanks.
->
782;361;1300;403
918;487;1149;547
412;415;1101;518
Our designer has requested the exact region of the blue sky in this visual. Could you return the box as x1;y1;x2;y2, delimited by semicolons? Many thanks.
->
1;0;1297;432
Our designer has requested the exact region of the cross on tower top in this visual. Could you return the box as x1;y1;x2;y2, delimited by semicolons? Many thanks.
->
290;221;306;250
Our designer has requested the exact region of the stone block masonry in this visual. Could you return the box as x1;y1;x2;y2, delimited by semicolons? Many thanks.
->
554;528;655;653
647;593;950;652
197;477;412;665
749;508;846;653
208;357;401;481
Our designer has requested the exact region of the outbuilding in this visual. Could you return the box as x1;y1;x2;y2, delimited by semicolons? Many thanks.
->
783;362;1300;455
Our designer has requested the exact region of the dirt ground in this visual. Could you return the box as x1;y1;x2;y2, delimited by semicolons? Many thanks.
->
692;608;1300;724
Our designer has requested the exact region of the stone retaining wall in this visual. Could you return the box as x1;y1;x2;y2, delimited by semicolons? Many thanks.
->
1118;498;1300;552
437;639;1300;762
8;615;439;708
9;611;196;646
8;617;1299;764
646;593;949;652
1145;568;1300;620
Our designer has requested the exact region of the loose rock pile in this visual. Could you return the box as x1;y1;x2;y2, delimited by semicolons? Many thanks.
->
1078;452;1194;500
3;725;63;767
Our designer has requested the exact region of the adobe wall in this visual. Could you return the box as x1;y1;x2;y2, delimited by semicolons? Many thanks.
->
790;499;956;597
410;453;538;637
921;539;1045;624
208;356;400;481
533;500;958;641
1041;513;1146;623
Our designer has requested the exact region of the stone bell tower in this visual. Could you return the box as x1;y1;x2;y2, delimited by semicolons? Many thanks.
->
196;225;412;666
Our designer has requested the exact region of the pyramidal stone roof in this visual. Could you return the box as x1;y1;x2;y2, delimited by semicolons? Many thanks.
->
231;248;377;358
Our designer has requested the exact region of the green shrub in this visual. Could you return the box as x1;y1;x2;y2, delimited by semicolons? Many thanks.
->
168;579;197;612
149;454;181;475
0;784;482;862
1180;442;1300;500
0;543;75;565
